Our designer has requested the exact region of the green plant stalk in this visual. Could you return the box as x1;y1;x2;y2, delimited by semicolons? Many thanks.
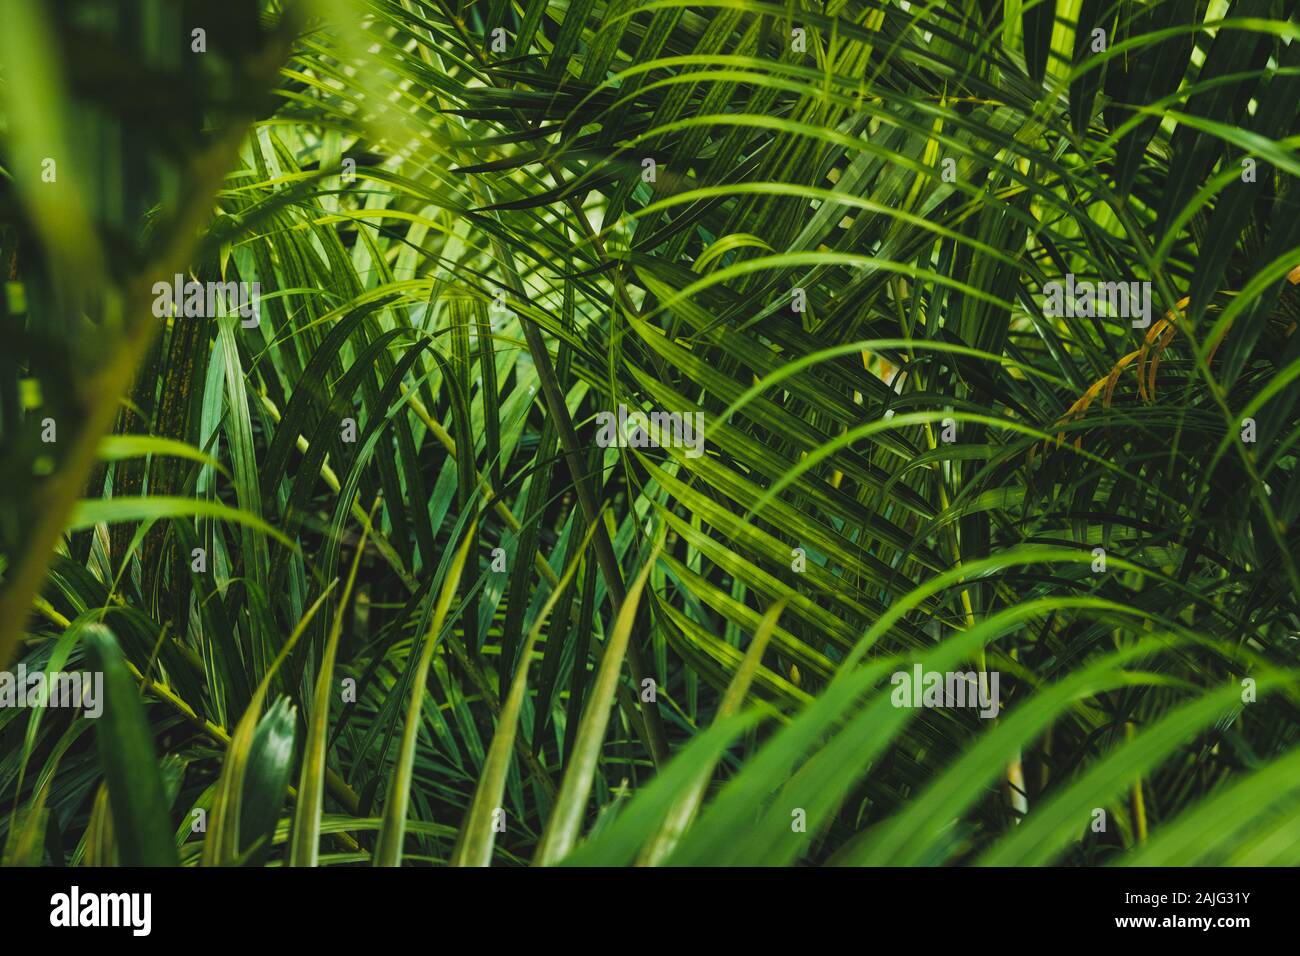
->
534;545;663;865
289;508;375;866
451;514;603;865
374;519;478;866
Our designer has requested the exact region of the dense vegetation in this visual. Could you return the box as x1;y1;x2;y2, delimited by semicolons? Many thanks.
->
2;0;1300;867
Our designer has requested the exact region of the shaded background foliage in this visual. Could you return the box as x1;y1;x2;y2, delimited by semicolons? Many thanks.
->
2;0;1300;866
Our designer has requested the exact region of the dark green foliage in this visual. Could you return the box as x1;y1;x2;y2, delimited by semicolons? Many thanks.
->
2;0;1300;867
